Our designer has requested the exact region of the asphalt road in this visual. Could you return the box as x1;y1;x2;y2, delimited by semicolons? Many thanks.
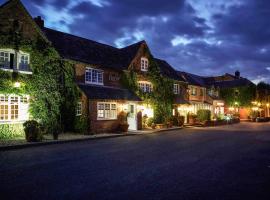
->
1;122;270;200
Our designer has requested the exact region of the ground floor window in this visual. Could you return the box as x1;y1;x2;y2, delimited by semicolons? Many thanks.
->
76;102;82;116
97;102;117;120
0;95;29;123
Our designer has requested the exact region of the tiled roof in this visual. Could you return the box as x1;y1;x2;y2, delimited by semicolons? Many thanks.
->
211;78;254;89
78;84;142;101
155;58;186;82
178;71;207;87
178;71;254;89
42;27;127;70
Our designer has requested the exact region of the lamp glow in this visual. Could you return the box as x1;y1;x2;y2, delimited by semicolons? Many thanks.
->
14;82;21;88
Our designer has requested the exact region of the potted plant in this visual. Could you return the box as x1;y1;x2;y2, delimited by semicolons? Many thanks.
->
118;111;129;132
23;120;42;142
146;117;156;129
188;113;197;124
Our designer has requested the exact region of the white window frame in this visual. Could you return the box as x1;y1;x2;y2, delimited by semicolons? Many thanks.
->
0;49;31;74
138;81;153;93
141;57;149;71
173;84;180;94
97;102;117;120
76;102;82;116
191;87;197;96
85;67;104;85
0;95;29;123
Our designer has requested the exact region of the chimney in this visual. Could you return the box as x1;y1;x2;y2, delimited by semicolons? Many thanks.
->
34;16;44;28
235;70;240;79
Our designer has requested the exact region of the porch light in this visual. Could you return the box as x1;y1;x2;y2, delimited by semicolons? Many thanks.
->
266;103;269;107
252;107;259;111
258;103;261;106
14;82;21;88
234;102;238;105
229;107;234;111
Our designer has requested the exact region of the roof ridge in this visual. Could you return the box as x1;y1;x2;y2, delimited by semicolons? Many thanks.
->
120;40;145;50
42;27;119;51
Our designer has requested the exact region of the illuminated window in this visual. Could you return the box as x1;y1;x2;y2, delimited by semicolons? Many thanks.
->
141;57;149;71
76;102;82;116
173;84;180;94
138;81;153;93
0;95;29;122
85;68;103;85
97;102;117;120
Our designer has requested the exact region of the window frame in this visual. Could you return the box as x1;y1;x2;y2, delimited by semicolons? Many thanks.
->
85;67;104;85
0;95;29;123
138;81;153;93
141;57;149;72
173;84;180;94
97;102;117;120
0;49;32;74
76;101;82;116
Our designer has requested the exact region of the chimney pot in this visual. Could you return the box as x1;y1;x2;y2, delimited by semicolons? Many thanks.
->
235;70;240;79
34;16;44;28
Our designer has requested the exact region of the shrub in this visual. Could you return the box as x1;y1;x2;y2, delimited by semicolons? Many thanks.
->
0;123;24;139
178;116;185;126
23;120;42;142
142;114;148;128
74;115;89;134
197;109;211;122
118;111;129;132
146;117;154;127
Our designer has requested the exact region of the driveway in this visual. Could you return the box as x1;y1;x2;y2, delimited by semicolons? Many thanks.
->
0;122;270;200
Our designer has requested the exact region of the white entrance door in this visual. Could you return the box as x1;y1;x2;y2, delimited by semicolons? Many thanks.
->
127;103;137;131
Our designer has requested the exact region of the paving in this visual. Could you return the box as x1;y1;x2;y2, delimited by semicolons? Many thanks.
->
0;122;270;200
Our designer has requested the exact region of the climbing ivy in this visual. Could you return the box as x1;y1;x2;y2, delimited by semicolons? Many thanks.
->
219;85;256;107
0;30;79;134
121;48;174;124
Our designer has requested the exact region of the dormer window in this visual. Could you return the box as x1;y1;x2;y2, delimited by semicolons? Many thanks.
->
85;67;103;85
0;49;31;73
141;57;149;71
138;81;153;93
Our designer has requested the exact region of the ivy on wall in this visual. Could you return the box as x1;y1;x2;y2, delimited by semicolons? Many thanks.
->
121;47;174;124
0;29;79;134
219;85;256;107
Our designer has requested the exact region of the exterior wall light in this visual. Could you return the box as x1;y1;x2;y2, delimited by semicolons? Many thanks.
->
14;82;21;88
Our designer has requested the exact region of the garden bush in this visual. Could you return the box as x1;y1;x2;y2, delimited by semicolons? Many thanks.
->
74;115;89;134
197;109;211;122
23;120;42;142
0;123;24;139
146;117;154;127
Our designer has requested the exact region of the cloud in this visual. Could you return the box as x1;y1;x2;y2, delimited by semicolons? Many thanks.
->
13;0;270;83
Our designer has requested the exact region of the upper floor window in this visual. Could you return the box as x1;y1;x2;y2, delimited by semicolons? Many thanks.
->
138;81;153;93
0;49;31;73
85;67;103;85
141;57;149;71
200;88;204;96
109;72;120;81
173;84;180;94
191;87;197;96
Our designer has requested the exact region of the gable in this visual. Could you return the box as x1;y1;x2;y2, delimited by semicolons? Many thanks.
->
0;0;47;43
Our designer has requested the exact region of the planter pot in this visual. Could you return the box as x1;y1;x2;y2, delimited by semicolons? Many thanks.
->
156;124;165;129
151;123;156;129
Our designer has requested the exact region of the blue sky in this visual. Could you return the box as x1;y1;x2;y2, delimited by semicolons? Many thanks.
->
1;0;270;83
